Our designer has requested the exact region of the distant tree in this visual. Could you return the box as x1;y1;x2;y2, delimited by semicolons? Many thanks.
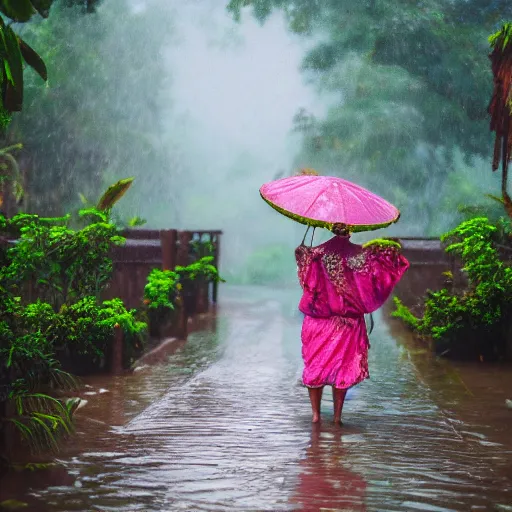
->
64;0;102;12
228;0;512;234
6;0;182;219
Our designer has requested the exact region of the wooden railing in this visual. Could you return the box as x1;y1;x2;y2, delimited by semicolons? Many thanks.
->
103;229;222;310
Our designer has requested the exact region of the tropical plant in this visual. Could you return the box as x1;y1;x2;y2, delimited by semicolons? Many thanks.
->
55;297;146;370
0;297;79;455
144;269;179;311
1;211;124;308
5;384;76;454
393;217;512;359
176;256;224;284
97;177;134;213
0;0;53;125
489;22;512;219
8;0;181;217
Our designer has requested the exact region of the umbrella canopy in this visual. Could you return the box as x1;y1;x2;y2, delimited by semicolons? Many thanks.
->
260;173;400;233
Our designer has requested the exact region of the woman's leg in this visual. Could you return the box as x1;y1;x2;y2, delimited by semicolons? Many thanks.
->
308;387;323;423
332;387;348;424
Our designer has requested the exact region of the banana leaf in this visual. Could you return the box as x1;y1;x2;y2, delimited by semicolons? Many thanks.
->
97;177;134;211
2;26;24;111
19;37;47;81
0;0;35;22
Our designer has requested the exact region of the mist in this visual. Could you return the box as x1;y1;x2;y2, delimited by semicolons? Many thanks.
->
161;1;323;281
10;0;505;285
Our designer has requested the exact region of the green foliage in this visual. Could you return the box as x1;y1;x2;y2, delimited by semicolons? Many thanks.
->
190;239;215;259
0;180;146;458
176;256;224;284
0;299;78;454
1;209;124;309
0;0;54;125
10;1;179;217
144;256;223;312
56;297;146;364
97;177;134;212
489;23;512;51
6;384;75;454
393;217;512;355
392;297;420;331
1;295;146;378
128;216;147;228
228;0;512;235
362;238;402;251
0;0;103;129
144;269;179;311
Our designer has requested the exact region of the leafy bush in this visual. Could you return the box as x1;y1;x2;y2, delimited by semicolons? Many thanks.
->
190;239;215;259
0;179;148;459
176;256;224;283
393;217;512;358
144;269;179;311
1;210;124;309
0;298;78;456
56;297;146;367
144;257;223;316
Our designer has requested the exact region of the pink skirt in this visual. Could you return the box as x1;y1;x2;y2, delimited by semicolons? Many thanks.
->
301;315;369;389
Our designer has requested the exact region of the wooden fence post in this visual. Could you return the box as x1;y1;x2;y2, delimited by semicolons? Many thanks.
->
175;231;192;338
177;231;192;266
111;325;124;375
212;233;221;304
195;233;208;314
0;364;9;463
160;229;177;271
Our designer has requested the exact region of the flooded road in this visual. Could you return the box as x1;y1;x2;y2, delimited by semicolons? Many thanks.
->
2;286;512;511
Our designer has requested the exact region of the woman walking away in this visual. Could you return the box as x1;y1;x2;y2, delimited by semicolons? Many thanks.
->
295;223;409;424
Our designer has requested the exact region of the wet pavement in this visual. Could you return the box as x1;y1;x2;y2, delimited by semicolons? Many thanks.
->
2;285;512;511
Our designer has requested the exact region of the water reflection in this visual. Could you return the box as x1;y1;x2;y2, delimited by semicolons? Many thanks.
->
2;287;512;511
291;424;367;512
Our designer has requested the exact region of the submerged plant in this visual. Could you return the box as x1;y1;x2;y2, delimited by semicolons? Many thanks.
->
6;384;75;454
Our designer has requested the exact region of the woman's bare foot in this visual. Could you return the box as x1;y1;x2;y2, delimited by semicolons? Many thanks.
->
333;418;343;426
308;387;323;424
332;387;347;425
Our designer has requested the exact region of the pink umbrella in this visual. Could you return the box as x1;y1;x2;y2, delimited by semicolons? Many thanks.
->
260;171;400;232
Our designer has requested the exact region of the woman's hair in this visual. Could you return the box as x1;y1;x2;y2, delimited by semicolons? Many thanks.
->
331;223;350;237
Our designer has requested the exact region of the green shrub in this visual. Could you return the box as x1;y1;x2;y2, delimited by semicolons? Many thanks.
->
1;210;124;309
55;297;146;367
393;217;512;357
176;256;224;283
144;269;179;310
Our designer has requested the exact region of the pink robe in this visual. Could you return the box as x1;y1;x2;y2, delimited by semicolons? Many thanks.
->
295;237;409;389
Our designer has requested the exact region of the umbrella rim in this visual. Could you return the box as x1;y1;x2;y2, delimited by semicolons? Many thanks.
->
260;192;401;233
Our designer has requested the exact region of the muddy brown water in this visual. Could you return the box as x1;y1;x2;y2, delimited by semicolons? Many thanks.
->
1;285;512;511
